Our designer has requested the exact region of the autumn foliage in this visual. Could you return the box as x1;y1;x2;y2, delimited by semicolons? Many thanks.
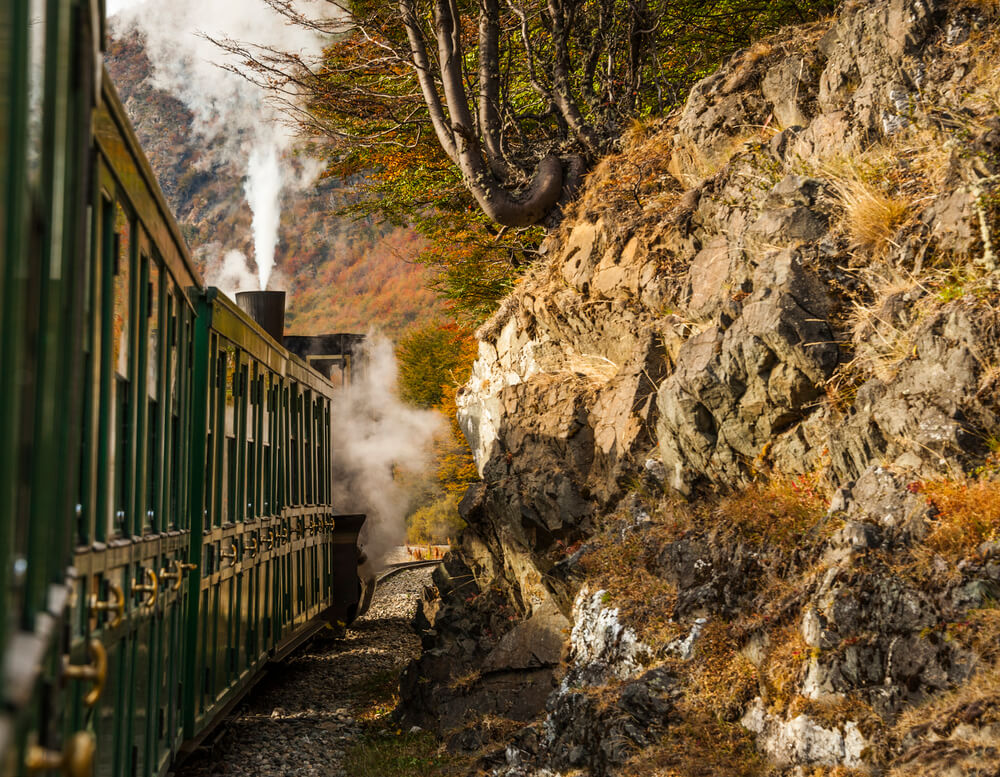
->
396;321;480;542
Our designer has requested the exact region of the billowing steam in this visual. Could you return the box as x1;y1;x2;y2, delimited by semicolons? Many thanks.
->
331;336;444;572
107;0;327;289
245;145;282;289
204;248;259;298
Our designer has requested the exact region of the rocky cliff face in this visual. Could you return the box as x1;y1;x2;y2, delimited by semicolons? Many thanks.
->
401;0;1000;774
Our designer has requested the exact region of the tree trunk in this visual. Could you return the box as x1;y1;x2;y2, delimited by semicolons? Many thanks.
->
398;0;565;226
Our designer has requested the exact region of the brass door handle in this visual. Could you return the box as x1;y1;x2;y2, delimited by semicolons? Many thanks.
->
25;731;95;777
220;543;239;562
159;564;181;590
89;581;124;628
63;640;107;708
246;537;258;556
159;560;197;591
132;568;158;607
262;530;274;549
276;528;289;542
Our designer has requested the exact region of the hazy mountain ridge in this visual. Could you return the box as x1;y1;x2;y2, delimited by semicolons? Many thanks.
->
105;34;445;338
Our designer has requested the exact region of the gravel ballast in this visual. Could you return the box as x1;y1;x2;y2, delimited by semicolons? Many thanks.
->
174;566;434;777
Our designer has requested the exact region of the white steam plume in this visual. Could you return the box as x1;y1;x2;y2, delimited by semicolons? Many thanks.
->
331;336;443;573
203;248;260;299
109;0;330;289
245;145;282;289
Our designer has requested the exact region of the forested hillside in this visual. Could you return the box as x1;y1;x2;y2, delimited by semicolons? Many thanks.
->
105;34;446;337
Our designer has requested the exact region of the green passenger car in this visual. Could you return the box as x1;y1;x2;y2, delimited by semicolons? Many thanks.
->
1;3;365;776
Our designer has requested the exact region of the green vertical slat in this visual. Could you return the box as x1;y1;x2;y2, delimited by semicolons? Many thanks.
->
79;164;102;548
182;293;211;738
24;0;74;619
133;251;149;536
95;195;114;542
237;363;247;522
0;0;31;660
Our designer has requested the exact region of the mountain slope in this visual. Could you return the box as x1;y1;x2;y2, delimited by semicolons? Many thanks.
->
105;34;445;338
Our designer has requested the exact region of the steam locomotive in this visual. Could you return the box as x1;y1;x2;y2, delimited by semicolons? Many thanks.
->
1;2;366;775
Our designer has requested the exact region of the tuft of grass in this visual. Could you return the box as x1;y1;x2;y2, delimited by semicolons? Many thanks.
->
759;625;809;713
579;519;687;649
448;669;482;693
344;729;470;777
712;475;830;547
887;656;1000;776
831;171;914;254
668;131;760;190
686;620;759;720
920;477;1000;561
622;715;766;777
350;669;401;721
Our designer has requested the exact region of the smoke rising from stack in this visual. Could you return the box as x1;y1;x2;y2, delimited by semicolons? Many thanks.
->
108;0;330;290
331;336;443;572
207;249;260;299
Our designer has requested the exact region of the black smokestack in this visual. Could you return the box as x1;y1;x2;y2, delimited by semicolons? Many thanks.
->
236;290;285;343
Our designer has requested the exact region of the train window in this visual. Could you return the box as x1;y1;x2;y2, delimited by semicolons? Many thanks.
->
303;391;313;505
238;362;249;522
223;344;239;524
147;398;158;533
290;388;299;506
113;379;129;536
108;201;133;538
147;256;161;399
171;411;181;530
25;0;46;189
247;367;259;519
213;345;227;528
279;385;289;510
170;288;180;416
112;203;131;380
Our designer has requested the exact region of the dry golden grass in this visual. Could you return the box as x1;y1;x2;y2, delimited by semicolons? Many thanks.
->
944;606;1000;662
842;267;928;384
668;131;762;190
921;477;1000;560
448;669;482;692
963;0;1000;13
887;656;1000;776
830;169;914;254
788;693;884;740
578;516;687;648
711;475;831;547
966;27;1000;115
686;620;759;720
759;625;809;713
621;716;767;777
570;120;681;224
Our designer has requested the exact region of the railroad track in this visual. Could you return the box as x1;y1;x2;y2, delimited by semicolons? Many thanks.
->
376;558;443;584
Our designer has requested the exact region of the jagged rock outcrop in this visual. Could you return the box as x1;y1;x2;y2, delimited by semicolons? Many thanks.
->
401;0;1000;774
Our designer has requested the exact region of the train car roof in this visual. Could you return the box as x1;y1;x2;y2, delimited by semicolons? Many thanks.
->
98;67;205;292
203;288;342;395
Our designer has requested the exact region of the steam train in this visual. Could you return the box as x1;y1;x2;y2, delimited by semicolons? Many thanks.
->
1;2;367;775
